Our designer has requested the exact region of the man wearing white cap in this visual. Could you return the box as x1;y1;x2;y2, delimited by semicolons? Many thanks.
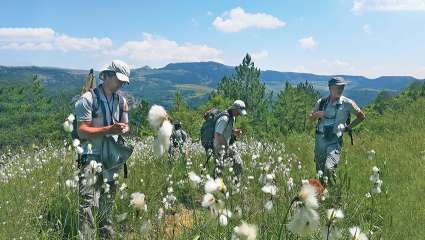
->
75;60;131;239
213;100;247;179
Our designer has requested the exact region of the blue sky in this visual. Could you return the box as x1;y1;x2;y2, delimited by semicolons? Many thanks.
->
1;0;424;78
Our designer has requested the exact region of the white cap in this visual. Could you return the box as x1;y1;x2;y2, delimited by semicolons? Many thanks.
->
232;100;247;116
99;60;131;83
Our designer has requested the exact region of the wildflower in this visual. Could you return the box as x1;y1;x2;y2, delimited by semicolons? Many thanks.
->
316;170;323;179
113;173;119;180
266;173;275;181
65;179;77;188
365;192;371;198
298;183;319;209
326;208;344;222
205;177;227;193
67;114;75;122
219;214;228;226
188;171;201;184
321;226;342;240
233;222;257;240
63;120;73;133
119;183;127;192
349;227;368;240
72;139;80;148
102;182;110;193
287;177;294;191
367;149;376;160
130;192;147;212
201;193;216;208
261;183;277;196
76;146;84;155
157;208;164;220
287;206;320;236
264;200;273;211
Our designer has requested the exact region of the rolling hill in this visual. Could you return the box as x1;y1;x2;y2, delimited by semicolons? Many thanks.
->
0;62;421;107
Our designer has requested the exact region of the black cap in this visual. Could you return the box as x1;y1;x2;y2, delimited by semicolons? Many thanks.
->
328;76;348;87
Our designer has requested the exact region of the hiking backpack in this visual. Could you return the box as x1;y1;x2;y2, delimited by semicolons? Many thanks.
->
200;108;231;151
317;97;353;145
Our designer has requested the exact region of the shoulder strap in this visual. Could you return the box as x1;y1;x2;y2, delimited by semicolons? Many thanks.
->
318;96;329;111
117;93;125;122
316;97;329;131
90;88;108;126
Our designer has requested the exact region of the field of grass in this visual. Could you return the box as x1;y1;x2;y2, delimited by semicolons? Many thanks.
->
0;99;424;239
175;84;214;97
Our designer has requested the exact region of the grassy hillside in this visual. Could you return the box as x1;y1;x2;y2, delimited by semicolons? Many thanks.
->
1;63;420;108
0;84;424;239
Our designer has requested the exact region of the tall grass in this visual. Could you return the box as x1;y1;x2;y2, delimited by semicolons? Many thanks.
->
1;100;424;239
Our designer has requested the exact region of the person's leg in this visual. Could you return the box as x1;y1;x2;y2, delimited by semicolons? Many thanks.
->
98;179;117;239
78;157;101;239
213;148;225;178
228;146;243;183
314;136;327;182
324;142;341;186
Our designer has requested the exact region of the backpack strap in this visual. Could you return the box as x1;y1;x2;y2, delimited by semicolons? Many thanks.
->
90;88;108;126
318;96;329;111
316;97;328;132
117;93;125;122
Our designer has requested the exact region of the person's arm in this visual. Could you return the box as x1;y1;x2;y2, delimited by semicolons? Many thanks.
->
119;97;130;134
78;122;126;140
214;116;229;148
346;101;366;131
214;132;227;145
308;99;325;121
75;95;127;140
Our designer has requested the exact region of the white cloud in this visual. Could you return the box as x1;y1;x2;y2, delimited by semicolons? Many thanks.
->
299;36;317;49
362;24;372;34
292;65;308;73
213;7;286;32
0;28;55;42
0;27;112;52
110;33;223;66
251;50;269;61
352;0;425;13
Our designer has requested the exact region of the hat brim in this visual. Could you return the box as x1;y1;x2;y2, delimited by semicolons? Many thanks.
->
334;82;347;86
240;109;247;116
116;72;130;83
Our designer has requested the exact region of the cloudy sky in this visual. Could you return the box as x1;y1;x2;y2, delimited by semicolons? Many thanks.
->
1;0;424;78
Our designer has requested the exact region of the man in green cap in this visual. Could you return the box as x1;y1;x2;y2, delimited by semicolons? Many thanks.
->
75;59;131;239
309;76;366;185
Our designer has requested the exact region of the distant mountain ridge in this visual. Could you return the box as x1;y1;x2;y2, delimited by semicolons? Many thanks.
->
0;62;421;107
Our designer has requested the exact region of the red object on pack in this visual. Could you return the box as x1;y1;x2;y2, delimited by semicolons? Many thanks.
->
308;178;325;197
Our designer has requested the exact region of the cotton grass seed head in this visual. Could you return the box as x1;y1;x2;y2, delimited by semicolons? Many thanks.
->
298;183;319;209
130;192;147;212
233;222;257;240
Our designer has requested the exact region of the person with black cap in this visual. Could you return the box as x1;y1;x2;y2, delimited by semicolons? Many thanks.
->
75;59;131;239
309;76;366;186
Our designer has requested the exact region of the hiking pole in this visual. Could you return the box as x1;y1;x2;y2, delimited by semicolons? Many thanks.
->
82;69;96;94
348;129;354;145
